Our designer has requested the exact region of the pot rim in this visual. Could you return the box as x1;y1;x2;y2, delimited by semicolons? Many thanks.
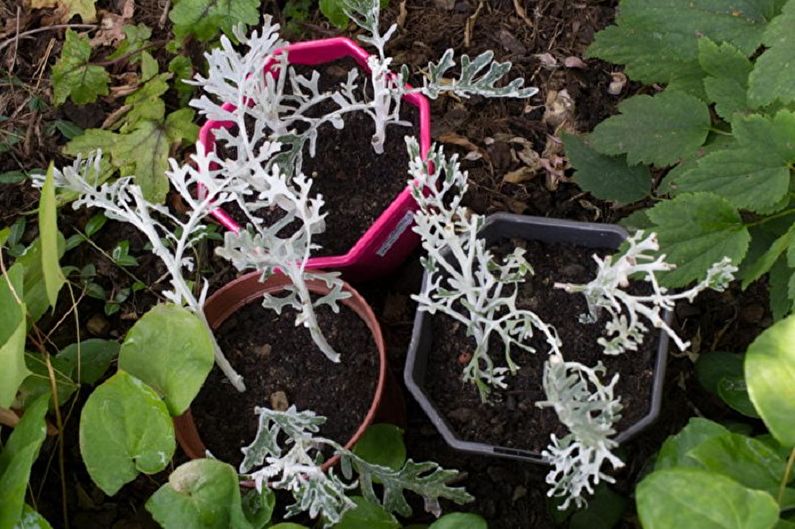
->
174;269;387;477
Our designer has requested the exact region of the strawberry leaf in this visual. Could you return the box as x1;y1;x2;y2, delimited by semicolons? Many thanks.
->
748;0;795;107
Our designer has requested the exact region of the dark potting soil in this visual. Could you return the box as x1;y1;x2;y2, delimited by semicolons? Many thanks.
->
220;59;419;257
425;239;657;452
191;297;379;467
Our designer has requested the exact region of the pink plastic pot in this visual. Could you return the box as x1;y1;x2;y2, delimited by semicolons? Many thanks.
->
198;37;432;282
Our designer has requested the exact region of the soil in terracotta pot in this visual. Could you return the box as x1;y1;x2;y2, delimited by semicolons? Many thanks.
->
220;59;419;257
425;238;658;452
191;297;379;467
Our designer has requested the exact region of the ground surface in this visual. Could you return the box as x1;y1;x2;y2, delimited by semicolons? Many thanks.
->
0;0;773;528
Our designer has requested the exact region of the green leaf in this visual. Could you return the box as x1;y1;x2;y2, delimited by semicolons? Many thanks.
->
0;265;30;408
687;433;786;490
675;111;795;213
106;24;152;63
241;488;275;529
769;257;794;320
428;513;487;529
587;0;777;86
38;163;65;309
564;133;651;204
319;0;350;28
646;192;750;287
13;235;66;324
79;371;175;495
270;525;310;529
13;505;53;529
746;313;795;447
748;0;795;107
335;497;400;529
0;395;50;529
637;468;779;529
64;129;118;156
119;304;214;416
742;224;795;288
16;352;78;408
655;418;731;470
51;30;110;105
696;351;758;417
168;56;195;103
568;485;628;529
698;38;752;121
169;0;260;41
353;424;407;471
590;91;710;167
146;459;253;529
57;338;120;384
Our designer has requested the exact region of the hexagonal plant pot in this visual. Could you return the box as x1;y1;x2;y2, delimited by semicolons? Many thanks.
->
198;37;432;282
404;212;671;463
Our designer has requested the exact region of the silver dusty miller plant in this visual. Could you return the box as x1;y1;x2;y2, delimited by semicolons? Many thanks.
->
406;137;561;399
554;231;737;355
239;405;473;527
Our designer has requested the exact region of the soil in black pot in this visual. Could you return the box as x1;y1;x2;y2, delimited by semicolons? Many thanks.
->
426;239;658;452
192;296;379;467
220;58;419;257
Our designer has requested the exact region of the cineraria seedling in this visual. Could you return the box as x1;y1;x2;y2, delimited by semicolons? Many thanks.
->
554;231;737;355
239;405;473;527
536;353;624;510
406;137;561;399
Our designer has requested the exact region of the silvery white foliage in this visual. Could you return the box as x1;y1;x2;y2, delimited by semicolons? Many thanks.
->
406;137;561;399
554;231;737;355
215;166;350;363
41;148;248;391
537;353;624;510
240;406;472;527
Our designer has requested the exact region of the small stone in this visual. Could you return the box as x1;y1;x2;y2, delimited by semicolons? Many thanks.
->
608;71;628;95
87;314;110;336
561;264;586;278
270;391;289;411
458;351;473;365
255;343;272;359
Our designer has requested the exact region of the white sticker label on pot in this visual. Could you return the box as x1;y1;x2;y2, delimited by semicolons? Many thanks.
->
377;211;415;257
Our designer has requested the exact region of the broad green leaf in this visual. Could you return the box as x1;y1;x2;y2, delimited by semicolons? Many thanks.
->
619;209;654;232
335;497;400;529
123;75;169;126
687;433;786;490
656;418;730;470
51;30;110;105
319;0;349;28
168;56;195;103
646;193;749;287
0;265;30;408
0;395;50;529
748;0;795;107
353;424;407;471
637;468;779;529
742;224;795;288
57;338;120;385
0;228;9;247
13;505;53;529
119;304;214;416
141;52;159;82
698;38;752;121
64;129;118;157
564;133;651;204
746;314;795;446
675;111;795;213
569;485;628;529
14;235;66;323
770;257;795;320
718;375;759;418
241;488;275;529
695;351;758;417
15;352;78;408
79;371;175;495
38;163;65;309
169;0;260;41
590;91;710;167
587;0;778;86
146;459;252;529
428;513;487;529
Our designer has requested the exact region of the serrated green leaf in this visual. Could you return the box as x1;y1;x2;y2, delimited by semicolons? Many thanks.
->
675;111;795;213
748;0;795;107
29;0;97;22
637;468;779;529
698;38;752;121
79;371;175;495
742;224;795;288
106;24;152;63
64;129;118;156
746;313;795;446
111;118;170;203
119;304;214;416
169;0;260;41
564;133;651;204
140;52;159;82
51;30;110;105
319;0;350;28
0;265;29;408
123;75;169;126
168;56;194;104
590;91;710;167
646;192;750;287
659;133;737;195
38;163;65;309
0;394;49;529
587;0;777;87
165;108;198;143
146;459;253;529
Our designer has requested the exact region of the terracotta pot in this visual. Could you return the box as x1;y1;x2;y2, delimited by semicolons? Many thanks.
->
198;37;432;282
174;270;388;472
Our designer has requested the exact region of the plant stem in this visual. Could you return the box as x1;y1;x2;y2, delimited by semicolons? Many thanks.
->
778;447;795;505
708;127;733;137
746;208;795;227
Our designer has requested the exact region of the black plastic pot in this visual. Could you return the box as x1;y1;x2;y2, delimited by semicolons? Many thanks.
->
404;212;671;463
